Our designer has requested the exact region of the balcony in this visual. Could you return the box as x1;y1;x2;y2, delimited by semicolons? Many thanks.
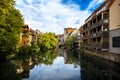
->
80;31;108;40
81;42;108;50
102;31;109;37
90;31;108;38
90;20;102;30
103;19;108;23
103;19;109;26
81;43;101;49
80;34;91;40
80;36;87;40
80;28;90;34
80;20;102;34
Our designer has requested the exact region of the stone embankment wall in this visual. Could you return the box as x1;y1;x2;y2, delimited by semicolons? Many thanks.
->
83;49;120;63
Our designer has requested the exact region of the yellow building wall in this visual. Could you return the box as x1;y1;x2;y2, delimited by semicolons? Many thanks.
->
109;0;120;30
109;0;120;54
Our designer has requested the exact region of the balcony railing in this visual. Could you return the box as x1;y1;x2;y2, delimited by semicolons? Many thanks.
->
103;19;108;23
80;20;102;34
90;31;108;38
80;27;90;34
90;20;102;30
80;31;108;39
81;42;108;49
80;36;86;40
81;43;101;49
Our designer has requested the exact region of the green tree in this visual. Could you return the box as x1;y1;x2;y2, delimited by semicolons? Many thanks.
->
38;32;58;51
66;35;76;49
0;0;24;58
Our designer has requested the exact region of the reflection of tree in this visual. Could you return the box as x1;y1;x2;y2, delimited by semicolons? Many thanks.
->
39;50;57;65
0;61;21;80
13;52;34;79
13;50;56;78
0;50;57;80
56;49;64;56
80;53;120;80
65;49;80;67
0;53;34;80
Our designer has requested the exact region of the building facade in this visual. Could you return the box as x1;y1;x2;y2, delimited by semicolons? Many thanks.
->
64;27;80;48
20;25;31;46
19;25;38;46
64;28;75;43
79;0;120;53
109;0;120;54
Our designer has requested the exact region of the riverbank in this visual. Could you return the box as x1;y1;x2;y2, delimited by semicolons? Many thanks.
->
80;49;120;64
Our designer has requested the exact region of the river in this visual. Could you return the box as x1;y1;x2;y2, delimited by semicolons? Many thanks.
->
0;49;120;80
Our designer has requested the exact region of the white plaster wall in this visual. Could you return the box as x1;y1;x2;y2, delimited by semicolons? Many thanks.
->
109;29;120;54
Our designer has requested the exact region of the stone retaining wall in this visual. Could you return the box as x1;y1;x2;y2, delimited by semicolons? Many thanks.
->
83;49;120;63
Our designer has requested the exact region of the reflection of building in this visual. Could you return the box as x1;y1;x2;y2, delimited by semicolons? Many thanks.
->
64;50;72;64
57;49;64;56
80;53;120;80
63;50;80;67
15;57;33;79
79;0;120;53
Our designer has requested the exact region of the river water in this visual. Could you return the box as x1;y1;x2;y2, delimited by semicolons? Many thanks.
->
0;49;120;80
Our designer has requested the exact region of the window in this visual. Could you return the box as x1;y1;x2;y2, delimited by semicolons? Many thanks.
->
113;36;120;47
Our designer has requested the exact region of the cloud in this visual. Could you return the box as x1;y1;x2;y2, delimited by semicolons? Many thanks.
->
29;57;80;80
87;0;105;10
15;0;104;34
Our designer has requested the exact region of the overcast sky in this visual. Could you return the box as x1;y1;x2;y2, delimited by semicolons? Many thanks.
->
15;0;105;34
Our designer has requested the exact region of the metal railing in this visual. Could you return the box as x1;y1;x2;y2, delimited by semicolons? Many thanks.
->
80;42;109;49
80;20;102;34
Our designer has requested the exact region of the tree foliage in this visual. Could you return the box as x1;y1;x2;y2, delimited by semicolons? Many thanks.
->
38;32;58;51
0;0;24;57
66;35;76;49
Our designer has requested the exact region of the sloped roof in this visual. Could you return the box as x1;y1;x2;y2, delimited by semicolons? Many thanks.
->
85;0;115;22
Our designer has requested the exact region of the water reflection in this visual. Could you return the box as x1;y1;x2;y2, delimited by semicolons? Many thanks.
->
15;50;58;79
0;49;120;80
0;50;58;80
29;57;80;80
0;61;21;80
29;49;81;80
0;49;81;80
80;53;120;80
